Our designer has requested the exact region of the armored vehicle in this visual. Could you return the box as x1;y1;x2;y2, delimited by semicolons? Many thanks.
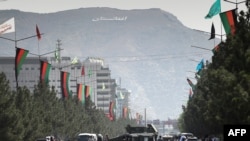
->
109;124;158;141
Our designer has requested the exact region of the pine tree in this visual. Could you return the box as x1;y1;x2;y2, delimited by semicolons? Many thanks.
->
181;3;250;137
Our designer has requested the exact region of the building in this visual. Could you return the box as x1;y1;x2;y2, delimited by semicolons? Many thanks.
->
0;56;122;115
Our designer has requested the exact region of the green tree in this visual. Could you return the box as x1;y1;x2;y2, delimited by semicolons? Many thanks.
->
0;73;19;141
181;2;250;137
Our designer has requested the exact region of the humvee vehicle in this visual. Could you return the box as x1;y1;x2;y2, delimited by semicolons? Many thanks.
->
109;124;158;141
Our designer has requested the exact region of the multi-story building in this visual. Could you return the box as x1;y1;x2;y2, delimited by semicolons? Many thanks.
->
0;56;120;115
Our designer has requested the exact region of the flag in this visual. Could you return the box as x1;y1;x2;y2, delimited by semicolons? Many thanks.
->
36;24;41;40
196;59;204;73
109;101;114;121
54;48;60;62
61;71;71;98
71;57;78;64
187;78;195;91
0;17;15;34
220;9;237;35
119;91;124;99
81;66;85;75
40;60;51;84
123;107;128;119
212;43;221;53
189;88;193;99
85;85;90;98
15;48;29;81
77;84;85;104
205;0;221;19
209;23;215;40
88;69;92;78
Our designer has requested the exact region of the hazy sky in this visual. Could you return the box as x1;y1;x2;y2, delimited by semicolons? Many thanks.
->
0;0;247;34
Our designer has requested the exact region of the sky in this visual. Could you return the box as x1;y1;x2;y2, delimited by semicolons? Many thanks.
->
0;0;248;120
0;0;247;35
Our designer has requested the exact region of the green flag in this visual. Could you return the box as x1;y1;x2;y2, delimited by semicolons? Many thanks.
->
55;48;59;62
71;57;78;64
205;0;221;19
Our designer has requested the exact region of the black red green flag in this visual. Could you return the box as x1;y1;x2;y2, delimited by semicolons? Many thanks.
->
212;42;222;54
187;78;196;91
81;66;85;76
36;24;41;40
15;47;29;82
123;107;128;119
109;101;115;121
40;60;51;84
77;84;85;104
61;71;70;98
85;85;90;98
219;9;237;35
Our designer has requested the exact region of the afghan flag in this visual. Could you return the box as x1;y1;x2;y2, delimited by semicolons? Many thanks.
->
15;47;29;81
77;84;85;104
122;107;128;119
189;88;193;99
81;66;85;76
187;78;196;91
109;101;114;121
36;24;41;40
220;9;237;35
85;85;90;98
40;60;51;84
212;42;222;53
61;71;70;98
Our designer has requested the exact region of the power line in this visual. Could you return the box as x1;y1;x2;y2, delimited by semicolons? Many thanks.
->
103;51;211;63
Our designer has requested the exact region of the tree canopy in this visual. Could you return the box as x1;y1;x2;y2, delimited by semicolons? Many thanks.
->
179;2;250;139
0;72;136;141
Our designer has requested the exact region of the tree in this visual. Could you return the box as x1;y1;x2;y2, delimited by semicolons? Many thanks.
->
180;2;250;137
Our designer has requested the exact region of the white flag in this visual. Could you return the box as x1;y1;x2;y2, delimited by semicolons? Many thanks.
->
0;17;15;35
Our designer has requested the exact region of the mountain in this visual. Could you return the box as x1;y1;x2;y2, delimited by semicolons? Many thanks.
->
0;8;220;120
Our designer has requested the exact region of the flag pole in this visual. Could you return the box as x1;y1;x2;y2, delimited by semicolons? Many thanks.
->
14;17;18;91
37;39;40;60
